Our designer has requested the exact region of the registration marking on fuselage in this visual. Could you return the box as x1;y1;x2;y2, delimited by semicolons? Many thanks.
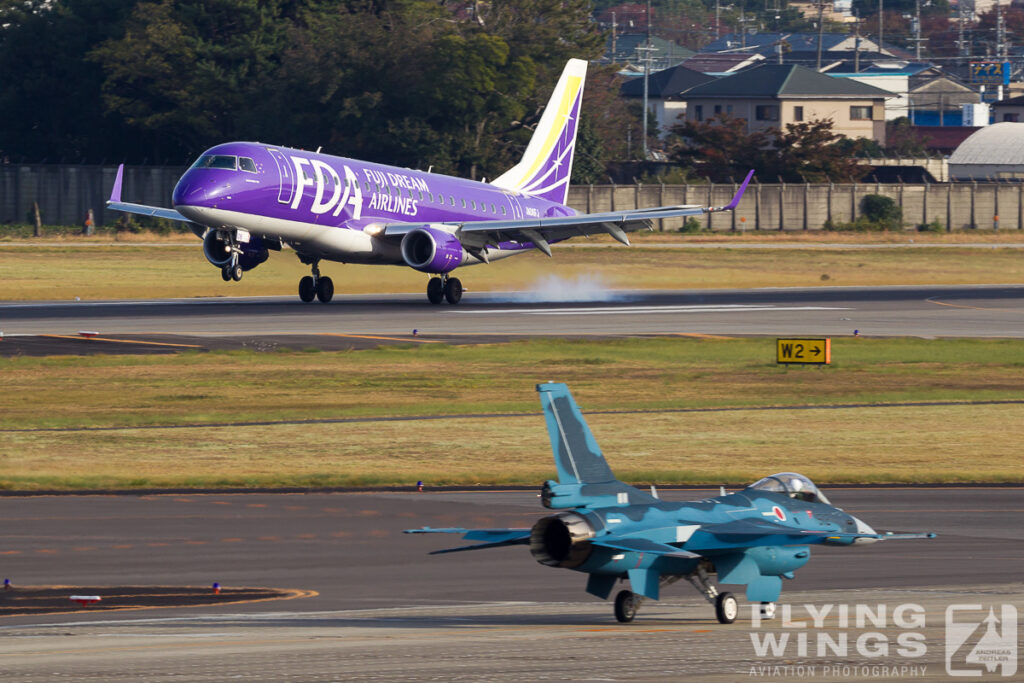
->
457;305;851;315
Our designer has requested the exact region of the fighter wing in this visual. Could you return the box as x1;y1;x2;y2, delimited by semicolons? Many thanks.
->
106;164;192;223
403;527;532;554
383;170;754;256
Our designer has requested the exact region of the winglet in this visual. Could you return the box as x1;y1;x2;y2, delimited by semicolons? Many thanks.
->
711;169;754;212
109;164;125;203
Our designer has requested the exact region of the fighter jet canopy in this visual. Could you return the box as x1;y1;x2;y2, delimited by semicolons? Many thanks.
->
747;472;831;504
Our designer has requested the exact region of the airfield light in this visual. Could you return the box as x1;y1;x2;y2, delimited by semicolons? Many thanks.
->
212;582;221;595
70;595;102;606
417;481;424;492
3;578;9;590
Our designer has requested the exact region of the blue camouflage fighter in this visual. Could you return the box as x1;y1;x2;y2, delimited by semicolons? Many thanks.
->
406;383;936;624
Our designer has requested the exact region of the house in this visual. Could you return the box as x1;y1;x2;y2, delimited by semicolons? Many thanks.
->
605;33;695;71
620;65;718;136
824;61;977;123
681;53;765;75
701;33;894;59
990;94;1024;122
678;64;892;144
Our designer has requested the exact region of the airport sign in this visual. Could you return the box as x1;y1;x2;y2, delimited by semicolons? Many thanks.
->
777;338;831;364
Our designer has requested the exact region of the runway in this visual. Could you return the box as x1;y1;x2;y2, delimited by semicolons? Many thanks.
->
0;488;1020;680
3;284;1024;339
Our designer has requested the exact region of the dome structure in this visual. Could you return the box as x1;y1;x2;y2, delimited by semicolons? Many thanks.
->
949;122;1024;180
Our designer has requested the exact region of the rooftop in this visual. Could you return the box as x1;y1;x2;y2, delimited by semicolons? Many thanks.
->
681;64;893;99
620;64;717;98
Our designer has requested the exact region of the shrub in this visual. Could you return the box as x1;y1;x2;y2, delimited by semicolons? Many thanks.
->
860;194;902;230
917;218;944;233
678;217;703;233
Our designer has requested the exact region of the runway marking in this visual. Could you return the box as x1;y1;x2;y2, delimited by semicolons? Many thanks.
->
926;296;1024;312
318;333;440;344
673;333;736;340
38;334;202;349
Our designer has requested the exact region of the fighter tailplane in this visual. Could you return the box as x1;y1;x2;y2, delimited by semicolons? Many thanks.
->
406;383;935;625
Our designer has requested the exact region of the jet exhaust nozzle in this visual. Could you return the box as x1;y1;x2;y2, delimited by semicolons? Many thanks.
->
529;512;595;568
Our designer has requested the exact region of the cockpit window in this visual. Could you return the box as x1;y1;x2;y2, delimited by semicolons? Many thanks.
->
239;157;257;173
192;155;238;170
748;472;830;504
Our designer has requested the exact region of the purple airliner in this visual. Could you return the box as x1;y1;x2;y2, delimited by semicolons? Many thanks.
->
108;59;752;305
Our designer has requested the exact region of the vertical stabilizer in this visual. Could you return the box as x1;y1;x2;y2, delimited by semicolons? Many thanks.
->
537;382;615;485
491;60;587;205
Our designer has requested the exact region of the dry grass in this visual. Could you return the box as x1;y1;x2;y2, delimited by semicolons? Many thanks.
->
1;338;1023;488
2;243;1024;299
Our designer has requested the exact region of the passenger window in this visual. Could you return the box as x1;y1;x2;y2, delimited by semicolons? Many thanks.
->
471;200;477;210
501;206;507;215
364;181;371;192
407;188;413;198
427;192;433;202
491;203;496;213
239;157;257;173
449;195;455;206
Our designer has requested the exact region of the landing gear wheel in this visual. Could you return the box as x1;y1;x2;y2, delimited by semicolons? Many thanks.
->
298;276;316;303
715;592;738;624
426;277;444;305
221;267;231;282
315;276;334;303
443;277;463;305
760;602;776;620
230;264;243;282
614;590;638;623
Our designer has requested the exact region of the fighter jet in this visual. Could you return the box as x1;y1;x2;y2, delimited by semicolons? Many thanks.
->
406;383;935;624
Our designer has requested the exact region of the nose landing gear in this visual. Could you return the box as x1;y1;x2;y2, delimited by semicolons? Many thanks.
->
298;259;333;303
426;275;462;305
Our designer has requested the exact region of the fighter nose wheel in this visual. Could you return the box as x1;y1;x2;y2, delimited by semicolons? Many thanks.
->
715;592;738;624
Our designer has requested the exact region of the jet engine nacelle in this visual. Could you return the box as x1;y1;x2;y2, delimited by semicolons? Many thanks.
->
203;229;269;272
530;511;596;568
746;545;811;576
400;226;465;274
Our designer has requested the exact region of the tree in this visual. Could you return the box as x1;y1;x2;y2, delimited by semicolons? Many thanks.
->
669;115;868;183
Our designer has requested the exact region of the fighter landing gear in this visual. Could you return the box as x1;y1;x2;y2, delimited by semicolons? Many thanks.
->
426;275;462;305
298;260;333;304
614;590;640;623
686;564;746;625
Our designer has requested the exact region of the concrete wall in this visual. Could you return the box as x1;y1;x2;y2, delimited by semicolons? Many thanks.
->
3;164;1024;232
567;180;1024;231
0;164;185;228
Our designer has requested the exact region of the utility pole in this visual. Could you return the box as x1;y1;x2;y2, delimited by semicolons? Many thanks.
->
996;1;1007;58
815;0;826;70
854;11;861;73
715;0;721;40
911;0;924;60
956;3;967;62
878;0;883;53
642;0;652;161
611;12;617;61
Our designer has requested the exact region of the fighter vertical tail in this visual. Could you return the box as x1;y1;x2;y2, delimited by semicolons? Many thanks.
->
491;59;587;205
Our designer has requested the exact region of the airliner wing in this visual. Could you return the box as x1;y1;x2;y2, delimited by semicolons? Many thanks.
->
383;170;753;257
106;164;191;222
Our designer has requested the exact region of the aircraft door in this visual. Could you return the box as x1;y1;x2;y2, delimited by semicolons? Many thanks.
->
506;195;524;220
266;148;294;205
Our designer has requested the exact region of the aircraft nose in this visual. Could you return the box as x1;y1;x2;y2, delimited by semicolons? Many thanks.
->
172;175;206;207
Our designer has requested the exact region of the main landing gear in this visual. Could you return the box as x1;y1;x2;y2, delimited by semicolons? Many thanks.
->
612;564;777;625
298;259;333;304
426;275;462;305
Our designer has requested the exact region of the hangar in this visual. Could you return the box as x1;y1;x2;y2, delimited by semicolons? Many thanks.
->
948;122;1024;181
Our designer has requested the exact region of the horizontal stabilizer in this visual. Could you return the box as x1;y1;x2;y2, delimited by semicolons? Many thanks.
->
404;526;531;554
592;537;700;558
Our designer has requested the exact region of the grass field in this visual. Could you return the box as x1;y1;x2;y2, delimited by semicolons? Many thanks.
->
1;337;1022;489
3;242;1024;300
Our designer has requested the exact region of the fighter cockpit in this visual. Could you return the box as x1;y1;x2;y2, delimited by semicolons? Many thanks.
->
747;472;831;504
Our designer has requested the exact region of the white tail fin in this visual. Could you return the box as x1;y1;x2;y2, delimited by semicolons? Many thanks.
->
491;59;587;205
